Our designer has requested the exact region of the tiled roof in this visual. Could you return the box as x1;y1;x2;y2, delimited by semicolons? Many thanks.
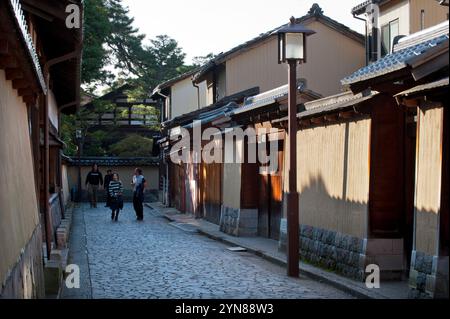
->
395;77;449;98
182;102;239;129
161;87;259;130
341;34;449;86
192;4;364;83
273;90;378;123
64;156;159;166
351;0;386;15
231;81;322;117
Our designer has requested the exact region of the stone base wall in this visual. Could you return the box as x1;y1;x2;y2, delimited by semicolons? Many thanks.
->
409;251;448;299
0;225;45;299
365;238;404;281
279;219;367;281
219;206;258;237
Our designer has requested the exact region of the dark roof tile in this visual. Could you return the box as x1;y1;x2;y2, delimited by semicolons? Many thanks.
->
341;34;449;86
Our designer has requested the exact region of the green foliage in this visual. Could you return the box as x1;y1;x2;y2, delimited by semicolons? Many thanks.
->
109;134;153;157
82;0;193;97
84;130;109;156
71;0;218;158
60;100;115;156
82;0;112;87
192;53;216;67
60;114;78;156
105;0;146;77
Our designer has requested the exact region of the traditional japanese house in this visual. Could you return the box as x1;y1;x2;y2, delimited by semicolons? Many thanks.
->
217;83;322;238
154;4;367;229
339;19;448;291
395;77;448;298
0;0;83;297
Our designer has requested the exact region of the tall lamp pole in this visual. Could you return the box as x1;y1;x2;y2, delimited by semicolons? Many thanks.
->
276;17;315;277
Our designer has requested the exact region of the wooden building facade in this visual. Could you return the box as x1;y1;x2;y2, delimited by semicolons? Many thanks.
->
341;17;448;295
0;0;83;298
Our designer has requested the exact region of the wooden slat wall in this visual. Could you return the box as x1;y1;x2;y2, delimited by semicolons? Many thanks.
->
291;118;371;239
415;105;444;255
0;69;40;284
440;106;449;256
201;162;222;224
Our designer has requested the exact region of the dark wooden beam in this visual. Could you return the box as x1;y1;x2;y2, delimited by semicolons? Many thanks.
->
13;79;30;90
21;4;54;22
324;114;339;122
0;39;9;55
339;111;355;119
22;95;36;105
5;68;24;81
397;96;420;108
310;117;324;125
0;55;18;69
18;88;33;97
21;0;67;21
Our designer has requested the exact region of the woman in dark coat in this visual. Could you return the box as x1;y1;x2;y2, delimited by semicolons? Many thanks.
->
108;173;123;222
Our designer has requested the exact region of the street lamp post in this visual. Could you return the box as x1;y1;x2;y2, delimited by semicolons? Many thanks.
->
76;129;82;202
276;17;315;277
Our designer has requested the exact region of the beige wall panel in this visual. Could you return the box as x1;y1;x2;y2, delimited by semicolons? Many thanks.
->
222;136;243;209
293;119;371;238
199;80;208;108
171;78;208;119
48;90;59;130
379;0;410;36
415;106;443;255
222;163;241;209
410;0;449;34
217;68;227;101
0;70;40;285
62;164;71;205
225;20;365;97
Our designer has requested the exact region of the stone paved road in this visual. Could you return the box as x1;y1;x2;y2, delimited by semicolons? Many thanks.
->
62;203;353;299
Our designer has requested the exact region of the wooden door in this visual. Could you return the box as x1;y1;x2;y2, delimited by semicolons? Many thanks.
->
202;162;222;224
179;164;186;212
258;140;284;240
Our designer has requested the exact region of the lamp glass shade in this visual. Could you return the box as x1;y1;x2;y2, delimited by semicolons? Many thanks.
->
285;33;304;60
76;129;82;139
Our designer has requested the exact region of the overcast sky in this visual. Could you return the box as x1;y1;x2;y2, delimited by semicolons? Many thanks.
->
122;0;366;64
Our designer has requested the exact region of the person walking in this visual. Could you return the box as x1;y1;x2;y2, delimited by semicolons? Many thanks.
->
109;173;123;222
104;169;113;208
131;168;146;221
85;163;103;208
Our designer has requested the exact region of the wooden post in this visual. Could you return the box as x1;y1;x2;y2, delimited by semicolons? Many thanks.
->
44;72;52;259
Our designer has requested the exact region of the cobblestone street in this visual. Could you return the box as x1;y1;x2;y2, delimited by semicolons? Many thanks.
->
62;203;353;299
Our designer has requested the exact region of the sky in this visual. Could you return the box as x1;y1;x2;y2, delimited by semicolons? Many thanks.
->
121;0;366;64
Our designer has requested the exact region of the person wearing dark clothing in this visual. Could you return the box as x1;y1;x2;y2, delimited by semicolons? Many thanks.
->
131;168;146;221
109;173;123;222
104;170;113;207
85;163;103;208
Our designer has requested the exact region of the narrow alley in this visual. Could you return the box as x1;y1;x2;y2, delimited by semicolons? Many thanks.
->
61;203;352;299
